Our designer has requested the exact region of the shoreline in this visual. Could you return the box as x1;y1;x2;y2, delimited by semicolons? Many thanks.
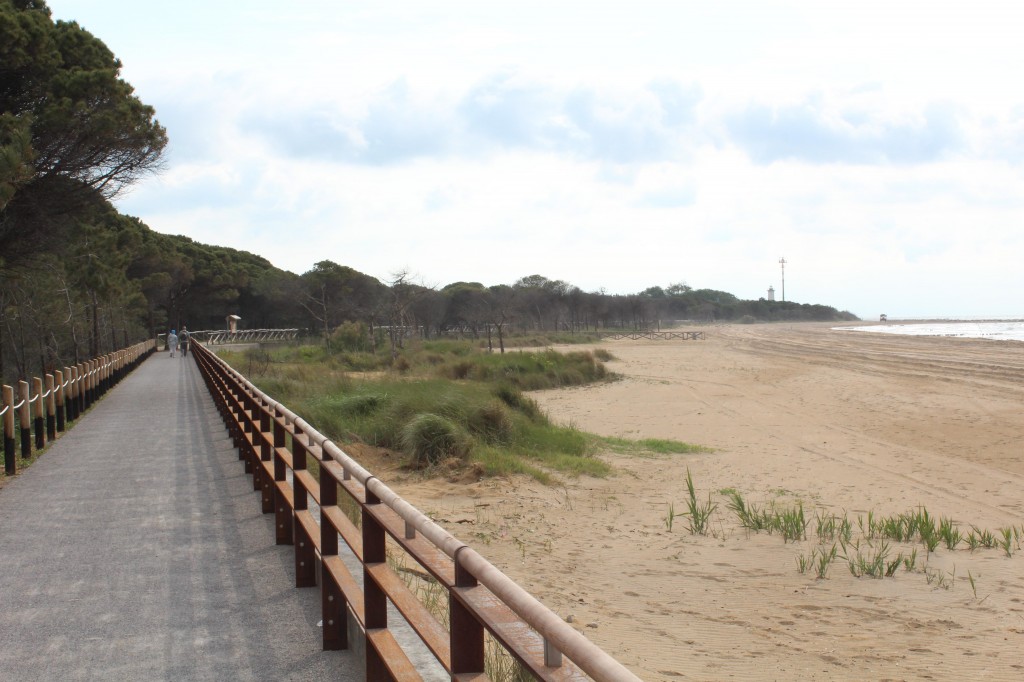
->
388;322;1024;680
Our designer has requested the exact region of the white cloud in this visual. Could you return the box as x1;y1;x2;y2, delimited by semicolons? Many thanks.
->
45;0;1024;319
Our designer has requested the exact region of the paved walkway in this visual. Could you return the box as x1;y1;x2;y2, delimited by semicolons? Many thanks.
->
0;352;359;681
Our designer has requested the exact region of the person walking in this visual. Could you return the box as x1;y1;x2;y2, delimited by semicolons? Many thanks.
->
180;326;190;358
168;329;178;358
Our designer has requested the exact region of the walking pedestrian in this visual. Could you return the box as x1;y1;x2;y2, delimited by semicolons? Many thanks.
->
168;329;178;357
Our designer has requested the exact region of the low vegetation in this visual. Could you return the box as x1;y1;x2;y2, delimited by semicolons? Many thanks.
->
668;475;1024;592
221;340;705;482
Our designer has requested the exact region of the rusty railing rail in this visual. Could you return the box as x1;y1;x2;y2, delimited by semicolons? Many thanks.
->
191;341;640;681
196;328;299;345
2;340;156;476
598;330;705;341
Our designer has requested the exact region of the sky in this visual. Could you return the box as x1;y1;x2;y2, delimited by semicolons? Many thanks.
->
47;0;1024;319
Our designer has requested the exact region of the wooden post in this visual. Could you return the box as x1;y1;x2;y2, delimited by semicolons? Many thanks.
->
32;377;44;450
273;417;293;545
45;374;56;441
68;366;79;422
55;370;66;432
86;360;94;407
362;483;390;675
450;551;486;675
18;380;31;458
259;406;273;514
77;363;86;414
292;436;315;588
320;472;344;651
3;385;15;474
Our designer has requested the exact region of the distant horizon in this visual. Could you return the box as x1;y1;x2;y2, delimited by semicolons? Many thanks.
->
46;0;1024;318
840;319;1024;342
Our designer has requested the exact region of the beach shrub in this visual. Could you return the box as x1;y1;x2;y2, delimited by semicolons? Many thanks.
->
401;413;466;466
494;385;543;421
468;401;514;443
337;393;387;416
331;321;372;352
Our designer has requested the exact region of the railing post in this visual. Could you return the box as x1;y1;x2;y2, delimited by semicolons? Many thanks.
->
363;483;393;678
32;377;44;450
245;395;260;488
18;381;31;459
100;355;107;396
54;370;66;432
76;363;85;416
292;436;316;588
450;549;486;675
320;470;345;650
3;385;15;474
273;417;292;545
88;360;97;405
68;366;79;422
81;362;90;409
259;406;274;514
45;374;56;441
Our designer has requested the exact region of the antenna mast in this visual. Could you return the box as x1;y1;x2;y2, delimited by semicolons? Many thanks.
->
779;257;786;302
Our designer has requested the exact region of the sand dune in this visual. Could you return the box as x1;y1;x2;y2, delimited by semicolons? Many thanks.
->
391;322;1024;680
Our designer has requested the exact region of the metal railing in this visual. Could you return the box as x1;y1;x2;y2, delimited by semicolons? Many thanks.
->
197;328;300;345
598;330;705;341
2;340;156;475
191;341;641;681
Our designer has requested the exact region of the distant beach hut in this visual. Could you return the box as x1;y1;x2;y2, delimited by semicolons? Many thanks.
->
879;314;888;322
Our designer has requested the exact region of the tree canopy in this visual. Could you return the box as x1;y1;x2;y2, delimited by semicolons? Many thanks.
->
0;1;857;384
0;0;167;264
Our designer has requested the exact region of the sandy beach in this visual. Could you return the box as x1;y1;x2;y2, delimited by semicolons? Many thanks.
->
383;322;1024;680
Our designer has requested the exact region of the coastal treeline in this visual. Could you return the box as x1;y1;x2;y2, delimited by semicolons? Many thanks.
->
0;0;855;383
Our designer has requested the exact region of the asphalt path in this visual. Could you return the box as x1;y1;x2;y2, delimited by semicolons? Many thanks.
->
0;351;359;681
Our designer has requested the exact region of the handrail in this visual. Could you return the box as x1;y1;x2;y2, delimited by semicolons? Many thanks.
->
598;330;705;341
157;328;300;346
190;341;641;681
2;340;157;476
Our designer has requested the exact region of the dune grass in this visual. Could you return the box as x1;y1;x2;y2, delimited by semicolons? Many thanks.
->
219;340;694;482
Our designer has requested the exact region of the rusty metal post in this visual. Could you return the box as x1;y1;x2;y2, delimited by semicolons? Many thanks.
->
259;406;273;514
32;377;44;450
54;370;65;433
45;374;56;441
362;483;391;676
450;548;486;675
292;437;315;588
320;470;345;650
18;381;31;458
246;395;260;489
3;385;15;474
240;392;254;472
273;418;292;545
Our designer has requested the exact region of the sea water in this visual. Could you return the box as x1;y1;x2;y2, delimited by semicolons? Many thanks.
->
836;320;1024;342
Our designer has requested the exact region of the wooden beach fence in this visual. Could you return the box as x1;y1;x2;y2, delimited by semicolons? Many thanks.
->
191;340;642;681
2;340;155;475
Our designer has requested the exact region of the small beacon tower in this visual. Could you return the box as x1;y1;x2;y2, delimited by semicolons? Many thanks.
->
767;285;775;302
